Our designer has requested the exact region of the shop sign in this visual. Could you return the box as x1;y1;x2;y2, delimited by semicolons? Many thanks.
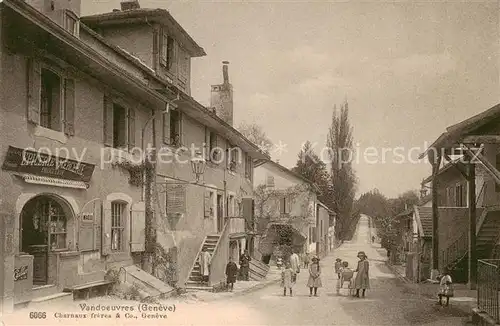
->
2;146;95;182
14;265;28;281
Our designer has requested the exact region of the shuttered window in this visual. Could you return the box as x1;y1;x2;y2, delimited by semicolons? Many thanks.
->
103;97;135;150
64;78;75;136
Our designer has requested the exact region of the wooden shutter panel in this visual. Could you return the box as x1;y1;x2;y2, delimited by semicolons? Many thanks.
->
162;112;171;145
167;184;187;215
102;206;112;255
280;197;285;214
130;203;145;252
153;27;159;69
286;196;292;214
204;128;210;160
204;191;212;218
27;58;41;125
64;78;75;136
127;108;136;150
78;199;101;251
103;96;113;147
242;198;254;227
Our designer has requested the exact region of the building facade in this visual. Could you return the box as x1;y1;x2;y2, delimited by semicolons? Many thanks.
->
0;0;267;311
253;160;319;262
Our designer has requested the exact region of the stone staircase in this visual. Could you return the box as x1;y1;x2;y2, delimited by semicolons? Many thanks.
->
185;234;220;291
477;210;500;258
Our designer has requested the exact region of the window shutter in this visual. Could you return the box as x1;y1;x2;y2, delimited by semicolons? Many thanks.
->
166;184;186;215
130;202;145;252
27;58;41;125
64;78;75;136
312;227;318;242
204;128;210;160
103;96;113;147
286;196;292;214
162;112;171;145
204;191;212;218
153;27;159;68
127;108;136;150
178;112;183;145
462;184;467;207
242;198;254;227
102;206;112;255
78;199;101;252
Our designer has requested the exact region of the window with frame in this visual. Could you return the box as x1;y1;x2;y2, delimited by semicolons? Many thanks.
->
209;132;220;162
64;10;79;36
170;110;181;146
112;104;127;149
228;146;240;172
160;31;175;71
40;68;62;131
104;99;135;150
111;202;126;251
245;154;252;180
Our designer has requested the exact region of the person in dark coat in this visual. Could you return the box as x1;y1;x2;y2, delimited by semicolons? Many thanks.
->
225;257;238;291
239;250;251;281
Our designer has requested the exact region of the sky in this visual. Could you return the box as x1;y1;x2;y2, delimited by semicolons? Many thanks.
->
83;0;500;198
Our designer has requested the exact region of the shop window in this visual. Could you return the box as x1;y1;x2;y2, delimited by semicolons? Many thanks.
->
40;68;62;131
111;202;125;251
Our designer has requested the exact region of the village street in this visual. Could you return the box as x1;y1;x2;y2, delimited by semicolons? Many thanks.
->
167;215;472;326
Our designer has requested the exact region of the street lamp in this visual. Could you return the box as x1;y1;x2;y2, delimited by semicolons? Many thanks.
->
190;151;206;183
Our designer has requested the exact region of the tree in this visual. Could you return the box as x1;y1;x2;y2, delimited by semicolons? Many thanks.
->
326;101;357;240
238;122;274;154
292;141;334;222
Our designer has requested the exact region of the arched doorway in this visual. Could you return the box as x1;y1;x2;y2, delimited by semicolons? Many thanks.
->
20;195;72;285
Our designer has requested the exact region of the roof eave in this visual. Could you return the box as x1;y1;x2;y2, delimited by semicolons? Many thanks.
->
81;10;206;57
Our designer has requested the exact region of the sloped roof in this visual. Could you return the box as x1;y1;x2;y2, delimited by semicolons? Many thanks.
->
414;206;432;238
419;102;500;159
81;8;206;57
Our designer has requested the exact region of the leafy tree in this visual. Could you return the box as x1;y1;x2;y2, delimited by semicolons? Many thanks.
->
326;101;357;240
292;141;335;223
238;122;274;154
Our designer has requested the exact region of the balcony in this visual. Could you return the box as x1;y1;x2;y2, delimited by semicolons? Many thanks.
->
228;217;246;237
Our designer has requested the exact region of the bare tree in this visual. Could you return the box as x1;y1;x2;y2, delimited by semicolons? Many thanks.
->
238;122;274;154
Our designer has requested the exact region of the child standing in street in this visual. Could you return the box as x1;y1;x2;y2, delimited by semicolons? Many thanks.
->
281;262;295;296
334;258;342;279
437;268;454;306
225;257;238;292
307;256;322;297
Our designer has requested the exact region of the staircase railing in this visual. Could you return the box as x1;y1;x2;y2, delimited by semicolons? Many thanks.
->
184;235;210;286
208;220;230;287
444;231;468;269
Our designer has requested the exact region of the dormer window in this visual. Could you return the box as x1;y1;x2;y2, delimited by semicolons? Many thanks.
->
161;31;175;71
64;10;79;36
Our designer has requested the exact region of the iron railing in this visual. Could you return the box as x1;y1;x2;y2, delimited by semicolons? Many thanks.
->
478;259;500;323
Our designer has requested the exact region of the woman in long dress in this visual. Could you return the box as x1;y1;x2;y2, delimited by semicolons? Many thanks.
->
199;250;212;285
307;256;322;297
354;251;370;297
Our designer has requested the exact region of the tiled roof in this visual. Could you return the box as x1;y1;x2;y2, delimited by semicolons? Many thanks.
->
415;206;432;238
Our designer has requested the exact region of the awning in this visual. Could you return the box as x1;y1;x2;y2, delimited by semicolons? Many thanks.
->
22;174;89;189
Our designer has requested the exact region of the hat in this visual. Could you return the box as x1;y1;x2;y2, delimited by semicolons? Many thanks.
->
357;251;366;257
312;256;319;261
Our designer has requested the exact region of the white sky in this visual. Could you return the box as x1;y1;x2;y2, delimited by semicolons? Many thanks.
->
83;0;500;198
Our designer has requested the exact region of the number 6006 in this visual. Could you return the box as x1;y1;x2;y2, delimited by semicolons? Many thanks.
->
29;312;46;319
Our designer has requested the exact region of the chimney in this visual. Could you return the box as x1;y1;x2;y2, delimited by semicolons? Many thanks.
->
210;61;234;126
223;61;229;84
120;0;140;11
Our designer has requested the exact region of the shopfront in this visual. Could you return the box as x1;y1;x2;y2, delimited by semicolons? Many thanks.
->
1;146;96;306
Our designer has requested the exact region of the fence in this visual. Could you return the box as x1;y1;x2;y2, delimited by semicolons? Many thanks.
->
478;259;500;323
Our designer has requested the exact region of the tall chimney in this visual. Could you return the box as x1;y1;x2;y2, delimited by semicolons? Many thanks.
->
223;61;229;84
210;61;234;126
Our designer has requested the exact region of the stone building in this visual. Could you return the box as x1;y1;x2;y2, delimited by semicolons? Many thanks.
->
0;0;267;311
